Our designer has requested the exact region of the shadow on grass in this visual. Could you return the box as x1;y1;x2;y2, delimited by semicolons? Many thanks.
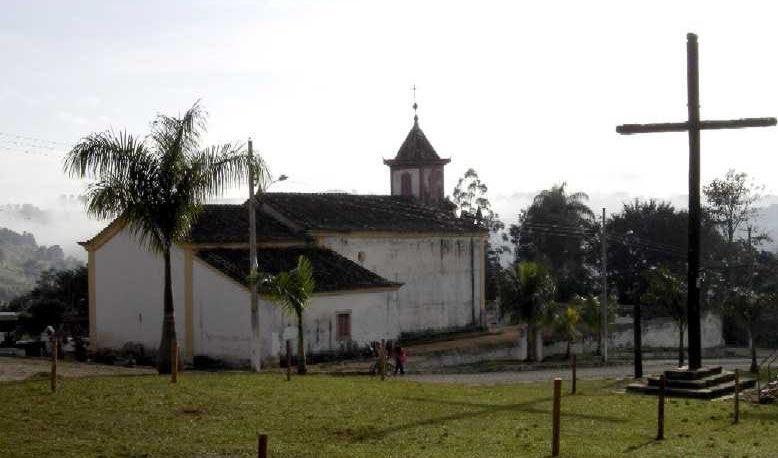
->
354;395;621;441
622;438;660;453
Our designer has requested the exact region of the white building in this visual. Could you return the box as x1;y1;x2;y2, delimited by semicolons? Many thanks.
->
81;113;488;366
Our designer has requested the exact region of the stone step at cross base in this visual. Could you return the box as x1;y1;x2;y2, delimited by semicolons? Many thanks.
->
626;366;756;400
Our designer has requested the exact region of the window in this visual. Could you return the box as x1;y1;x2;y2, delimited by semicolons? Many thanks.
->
400;172;412;197
336;312;351;341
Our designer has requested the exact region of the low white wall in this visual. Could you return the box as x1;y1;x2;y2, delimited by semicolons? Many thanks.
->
538;312;724;357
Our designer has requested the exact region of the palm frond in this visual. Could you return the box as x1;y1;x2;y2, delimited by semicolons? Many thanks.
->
64;130;149;179
153;101;207;168
187;142;255;199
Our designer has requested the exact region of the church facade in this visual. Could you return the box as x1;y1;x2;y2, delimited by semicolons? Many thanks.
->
81;113;488;366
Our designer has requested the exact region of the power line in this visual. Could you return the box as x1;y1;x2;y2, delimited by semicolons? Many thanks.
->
0;131;73;147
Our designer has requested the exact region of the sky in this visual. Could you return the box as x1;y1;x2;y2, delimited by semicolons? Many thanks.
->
2;0;778;256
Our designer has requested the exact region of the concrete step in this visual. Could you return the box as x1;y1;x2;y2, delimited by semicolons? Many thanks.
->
646;371;735;389
664;366;722;380
627;377;756;399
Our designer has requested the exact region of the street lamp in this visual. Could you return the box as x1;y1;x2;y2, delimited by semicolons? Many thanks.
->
247;137;288;372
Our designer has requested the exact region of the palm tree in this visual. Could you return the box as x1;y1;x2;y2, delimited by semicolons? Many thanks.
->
65;101;261;374
263;255;315;374
554;305;581;360
516;183;595;301
498;261;556;362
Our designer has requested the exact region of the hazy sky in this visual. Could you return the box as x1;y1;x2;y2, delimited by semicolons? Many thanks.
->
3;0;778;250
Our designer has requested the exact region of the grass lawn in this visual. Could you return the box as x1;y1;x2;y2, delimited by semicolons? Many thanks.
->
2;372;778;457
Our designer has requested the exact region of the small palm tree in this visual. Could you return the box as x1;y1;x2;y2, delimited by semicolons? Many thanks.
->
65;101;262;374
554;305;581;359
263;255;315;375
499;261;556;362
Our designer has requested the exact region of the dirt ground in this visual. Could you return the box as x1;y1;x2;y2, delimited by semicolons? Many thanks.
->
0;356;156;382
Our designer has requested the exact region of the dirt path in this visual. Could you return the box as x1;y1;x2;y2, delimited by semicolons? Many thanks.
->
406;358;757;385
0;357;156;382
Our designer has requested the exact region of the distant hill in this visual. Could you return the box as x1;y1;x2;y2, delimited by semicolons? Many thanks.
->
0;227;81;303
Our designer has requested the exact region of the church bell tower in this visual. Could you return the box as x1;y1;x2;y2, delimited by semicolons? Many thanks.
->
383;102;450;207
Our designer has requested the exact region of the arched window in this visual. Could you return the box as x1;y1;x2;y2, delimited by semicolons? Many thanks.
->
401;173;412;197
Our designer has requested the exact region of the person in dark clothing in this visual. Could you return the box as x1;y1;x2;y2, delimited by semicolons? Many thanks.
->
393;345;407;375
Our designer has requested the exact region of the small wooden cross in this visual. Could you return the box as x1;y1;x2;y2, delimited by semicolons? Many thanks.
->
616;33;776;370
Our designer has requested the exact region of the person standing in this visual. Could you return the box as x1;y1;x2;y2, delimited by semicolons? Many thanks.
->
393;345;407;376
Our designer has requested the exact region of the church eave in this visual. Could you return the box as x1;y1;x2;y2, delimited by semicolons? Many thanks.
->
383;157;451;167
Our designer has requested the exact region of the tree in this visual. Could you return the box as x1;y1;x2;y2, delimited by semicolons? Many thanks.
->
553;305;581;359
7;266;88;337
498;261;556;362
642;265;687;367
512;183;595;301
703;169;764;245
64;101;258;374
574;294;616;354
451;168;508;301
262;255;315;375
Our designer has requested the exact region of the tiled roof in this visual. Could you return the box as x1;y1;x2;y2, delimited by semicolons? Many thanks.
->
384;119;450;165
197;247;401;292
188;204;304;243
261;193;487;234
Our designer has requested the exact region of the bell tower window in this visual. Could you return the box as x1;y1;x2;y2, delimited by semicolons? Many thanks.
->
401;173;412;197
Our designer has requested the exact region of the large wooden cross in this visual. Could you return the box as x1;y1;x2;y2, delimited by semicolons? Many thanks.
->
616;33;776;370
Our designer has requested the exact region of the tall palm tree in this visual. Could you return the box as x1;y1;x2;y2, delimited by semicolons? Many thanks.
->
65;101;262;373
263;255;315;374
516;183;595;301
498;261;556;362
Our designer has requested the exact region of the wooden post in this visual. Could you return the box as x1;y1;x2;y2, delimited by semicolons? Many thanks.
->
257;433;268;458
380;339;386;381
50;336;58;393
286;340;292;382
552;378;561;456
657;374;666;440
571;353;577;394
171;339;178;384
734;369;740;424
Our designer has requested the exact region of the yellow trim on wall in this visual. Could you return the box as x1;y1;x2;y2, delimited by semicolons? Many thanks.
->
480;239;486;326
88;250;96;349
184;249;194;362
81;218;127;251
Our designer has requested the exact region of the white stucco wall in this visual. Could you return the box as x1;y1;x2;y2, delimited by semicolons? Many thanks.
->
282;290;400;356
92;229;398;365
319;236;484;336
93;228;186;352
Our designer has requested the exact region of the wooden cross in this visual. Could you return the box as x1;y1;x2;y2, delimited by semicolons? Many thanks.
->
616;33;776;370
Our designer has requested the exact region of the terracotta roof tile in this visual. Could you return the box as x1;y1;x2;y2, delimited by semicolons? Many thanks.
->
197;247;400;292
261;193;486;234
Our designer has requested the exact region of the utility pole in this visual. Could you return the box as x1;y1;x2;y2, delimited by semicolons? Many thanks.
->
248;138;261;372
600;208;608;362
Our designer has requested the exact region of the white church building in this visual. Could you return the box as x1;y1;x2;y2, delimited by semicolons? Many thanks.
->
81;112;488;366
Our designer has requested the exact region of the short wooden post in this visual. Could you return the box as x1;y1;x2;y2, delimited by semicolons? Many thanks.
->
734;369;740;424
571;353;577;394
50;336;58;393
257;433;268;458
286;340;292;382
552;378;561;456
171;339;178;384
657;374;666;440
380;339;386;381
